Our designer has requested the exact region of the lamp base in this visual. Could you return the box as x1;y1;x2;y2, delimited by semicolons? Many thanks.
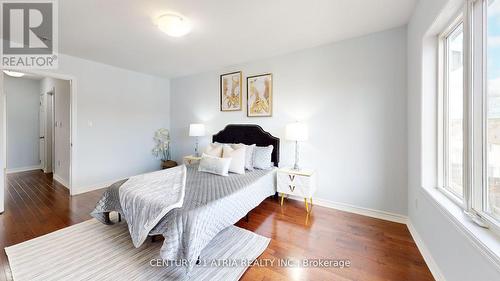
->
194;136;200;157
292;140;301;171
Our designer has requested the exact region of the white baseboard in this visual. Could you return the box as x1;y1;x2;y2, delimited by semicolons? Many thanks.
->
53;174;69;189
73;176;128;195
73;168;166;195
6;165;42;174
407;222;447;281
286;194;408;224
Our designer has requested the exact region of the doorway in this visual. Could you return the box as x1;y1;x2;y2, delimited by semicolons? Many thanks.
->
3;71;72;191
40;89;54;173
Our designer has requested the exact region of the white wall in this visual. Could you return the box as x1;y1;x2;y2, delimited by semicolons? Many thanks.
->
4;76;41;171
41;77;71;186
170;27;408;216
0;53;171;195
408;0;500;280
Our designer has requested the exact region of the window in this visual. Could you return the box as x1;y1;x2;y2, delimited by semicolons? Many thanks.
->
485;0;500;222
438;0;500;230
441;20;465;202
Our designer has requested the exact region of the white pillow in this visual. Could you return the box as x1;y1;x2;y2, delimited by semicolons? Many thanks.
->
231;143;256;171
198;153;231;176
222;145;246;174
253;145;273;169
204;143;223;157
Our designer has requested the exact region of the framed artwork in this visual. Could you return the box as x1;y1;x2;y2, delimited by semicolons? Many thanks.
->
247;73;273;117
220;71;242;111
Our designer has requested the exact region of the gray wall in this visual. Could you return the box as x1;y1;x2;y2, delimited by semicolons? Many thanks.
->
5;77;41;170
170;26;408;216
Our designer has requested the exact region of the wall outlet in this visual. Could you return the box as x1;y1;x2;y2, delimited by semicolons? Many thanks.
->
58;160;61;167
415;198;419;210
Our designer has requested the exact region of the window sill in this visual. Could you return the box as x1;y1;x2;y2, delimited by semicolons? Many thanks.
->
420;186;500;269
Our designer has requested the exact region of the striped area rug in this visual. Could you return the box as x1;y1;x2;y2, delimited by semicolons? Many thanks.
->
5;217;270;281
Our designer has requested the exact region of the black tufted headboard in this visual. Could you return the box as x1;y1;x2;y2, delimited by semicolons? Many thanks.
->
212;124;280;167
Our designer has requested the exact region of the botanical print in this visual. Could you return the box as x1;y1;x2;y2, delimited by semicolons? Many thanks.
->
220;71;242;111
247;73;272;117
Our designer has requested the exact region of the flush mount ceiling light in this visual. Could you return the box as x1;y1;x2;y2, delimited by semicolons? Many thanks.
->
3;70;25;78
157;13;192;37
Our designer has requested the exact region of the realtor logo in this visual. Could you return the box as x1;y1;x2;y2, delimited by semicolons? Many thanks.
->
1;0;58;69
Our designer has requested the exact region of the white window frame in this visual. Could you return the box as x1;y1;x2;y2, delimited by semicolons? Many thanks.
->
437;0;500;234
470;0;500;232
438;14;466;208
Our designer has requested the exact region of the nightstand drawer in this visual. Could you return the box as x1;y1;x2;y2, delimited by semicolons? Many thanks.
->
277;172;311;188
277;183;311;196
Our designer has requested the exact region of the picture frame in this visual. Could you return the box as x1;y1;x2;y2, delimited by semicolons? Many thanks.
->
220;71;243;111
247;73;273;117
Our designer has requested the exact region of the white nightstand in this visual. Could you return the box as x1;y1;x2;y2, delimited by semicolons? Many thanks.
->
183;155;202;165
277;168;316;212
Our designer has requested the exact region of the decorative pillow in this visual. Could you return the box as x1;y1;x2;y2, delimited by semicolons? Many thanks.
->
230;143;256;171
223;145;246;174
198;153;231;176
204;143;223;157
253;145;274;170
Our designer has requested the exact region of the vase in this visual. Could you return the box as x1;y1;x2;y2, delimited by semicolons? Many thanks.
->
161;160;178;170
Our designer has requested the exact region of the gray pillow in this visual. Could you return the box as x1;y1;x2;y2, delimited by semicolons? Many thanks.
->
253;145;273;169
245;144;256;171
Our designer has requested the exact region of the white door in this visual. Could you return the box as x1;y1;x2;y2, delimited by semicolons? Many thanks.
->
39;94;45;170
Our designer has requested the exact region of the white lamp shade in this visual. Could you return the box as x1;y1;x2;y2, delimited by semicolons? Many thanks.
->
286;122;309;141
189;123;206;137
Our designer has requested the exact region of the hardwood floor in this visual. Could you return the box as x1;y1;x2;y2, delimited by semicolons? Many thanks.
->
0;170;434;281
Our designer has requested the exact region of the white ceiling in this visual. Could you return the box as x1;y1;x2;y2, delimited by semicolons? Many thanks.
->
59;0;417;78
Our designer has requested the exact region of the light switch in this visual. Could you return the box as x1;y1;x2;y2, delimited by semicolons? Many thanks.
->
88;121;93;127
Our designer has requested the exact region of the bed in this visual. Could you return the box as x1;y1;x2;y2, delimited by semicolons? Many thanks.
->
91;124;280;269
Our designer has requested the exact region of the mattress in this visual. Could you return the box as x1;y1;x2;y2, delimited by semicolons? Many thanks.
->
152;164;276;264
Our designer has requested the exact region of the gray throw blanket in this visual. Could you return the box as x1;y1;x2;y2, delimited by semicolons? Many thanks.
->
93;165;187;248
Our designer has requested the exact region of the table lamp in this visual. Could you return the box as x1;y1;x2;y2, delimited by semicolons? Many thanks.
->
189;123;205;157
285;122;309;170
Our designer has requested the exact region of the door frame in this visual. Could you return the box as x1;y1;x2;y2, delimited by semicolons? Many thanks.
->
1;70;77;197
43;89;55;174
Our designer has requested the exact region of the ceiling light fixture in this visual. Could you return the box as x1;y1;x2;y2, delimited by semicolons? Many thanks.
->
157;13;192;37
3;70;25;78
